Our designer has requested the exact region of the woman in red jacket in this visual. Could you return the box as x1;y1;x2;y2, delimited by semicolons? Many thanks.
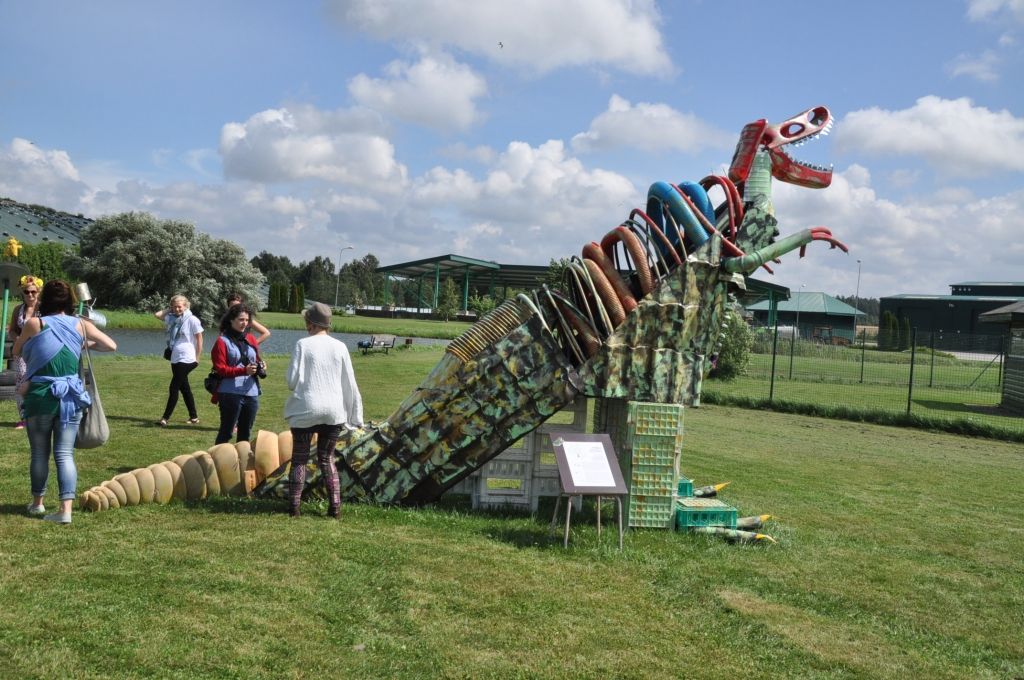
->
210;304;265;444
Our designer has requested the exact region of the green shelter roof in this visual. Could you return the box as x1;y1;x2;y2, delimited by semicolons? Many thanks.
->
376;254;549;290
746;291;864;317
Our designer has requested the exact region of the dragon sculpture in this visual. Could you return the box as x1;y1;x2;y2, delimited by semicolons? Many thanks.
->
79;106;846;516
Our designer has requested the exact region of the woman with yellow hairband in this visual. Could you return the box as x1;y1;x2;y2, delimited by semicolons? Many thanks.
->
7;275;43;429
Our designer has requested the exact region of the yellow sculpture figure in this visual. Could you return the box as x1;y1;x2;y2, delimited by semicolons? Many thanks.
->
4;237;22;259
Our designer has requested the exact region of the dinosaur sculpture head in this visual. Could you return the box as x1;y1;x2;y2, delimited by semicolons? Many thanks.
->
728;106;833;189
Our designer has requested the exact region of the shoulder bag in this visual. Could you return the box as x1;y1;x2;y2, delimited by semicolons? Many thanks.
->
77;321;110;448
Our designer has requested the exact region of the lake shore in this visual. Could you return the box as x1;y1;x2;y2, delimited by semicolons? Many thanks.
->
93;308;472;339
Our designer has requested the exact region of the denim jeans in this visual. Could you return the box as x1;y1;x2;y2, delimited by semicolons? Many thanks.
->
215;392;259;444
27;410;82;501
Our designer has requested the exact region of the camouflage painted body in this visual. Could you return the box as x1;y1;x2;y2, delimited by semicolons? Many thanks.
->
80;106;843;513
257;106;846;506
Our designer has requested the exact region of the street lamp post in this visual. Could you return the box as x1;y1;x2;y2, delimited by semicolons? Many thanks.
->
794;283;806;339
854;259;862;339
334;245;354;308
788;283;805;380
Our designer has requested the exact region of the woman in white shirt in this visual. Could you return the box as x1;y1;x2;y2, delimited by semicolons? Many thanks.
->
154;295;204;426
283;302;363;518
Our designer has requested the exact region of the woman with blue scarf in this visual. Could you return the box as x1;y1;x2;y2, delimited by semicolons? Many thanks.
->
153;295;204;426
13;280;117;525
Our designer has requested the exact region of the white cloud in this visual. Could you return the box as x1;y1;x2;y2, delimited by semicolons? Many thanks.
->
408;139;638;259
571;95;732;154
769;166;1024;298
835;96;1024;175
327;0;671;75
947;50;1000;82
219;105;407;188
966;0;1024;22
349;53;487;131
439;142;498;165
0;138;89;208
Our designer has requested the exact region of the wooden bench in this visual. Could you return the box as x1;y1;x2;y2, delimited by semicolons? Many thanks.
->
358;334;397;355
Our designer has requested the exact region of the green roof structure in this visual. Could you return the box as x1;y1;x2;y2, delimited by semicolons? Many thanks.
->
0;199;90;246
746;291;864;317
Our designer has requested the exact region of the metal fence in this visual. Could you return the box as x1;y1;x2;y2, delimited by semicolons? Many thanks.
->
704;327;1024;438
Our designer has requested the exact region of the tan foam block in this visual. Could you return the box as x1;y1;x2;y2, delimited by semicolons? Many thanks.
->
253;430;280;482
98;485;119;509
93;486;109;511
103;480;127;508
149;464;174;504
180;452;208;501
277;430;293;466
193;452;220;497
79;490;95;511
115;473;141;506
132;467;156;504
235;440;254;474
236;441;255;495
86;489;103;512
163;460;187;501
210;444;242;496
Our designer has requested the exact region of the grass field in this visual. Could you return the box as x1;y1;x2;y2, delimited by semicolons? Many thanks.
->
705;344;1023;440
0;350;1022;678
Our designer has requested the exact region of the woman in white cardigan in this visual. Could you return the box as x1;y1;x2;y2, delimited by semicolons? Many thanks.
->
283;302;363;518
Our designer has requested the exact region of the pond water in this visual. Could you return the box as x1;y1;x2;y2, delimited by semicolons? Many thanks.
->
105;328;450;356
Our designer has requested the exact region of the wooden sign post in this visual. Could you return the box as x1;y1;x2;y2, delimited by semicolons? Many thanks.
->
549;433;627;549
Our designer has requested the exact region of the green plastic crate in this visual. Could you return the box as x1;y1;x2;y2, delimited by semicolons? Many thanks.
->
630;464;676;496
677;478;693;497
628;494;675;529
628;433;681;468
627;401;684;438
675;497;737;529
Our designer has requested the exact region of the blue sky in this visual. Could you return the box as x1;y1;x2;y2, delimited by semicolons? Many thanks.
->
2;0;1022;299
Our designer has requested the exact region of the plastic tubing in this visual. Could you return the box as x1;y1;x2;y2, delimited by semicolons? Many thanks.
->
582;242;636;316
647;181;709;249
600;226;654;296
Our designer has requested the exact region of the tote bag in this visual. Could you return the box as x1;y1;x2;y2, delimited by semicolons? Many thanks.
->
77;322;110;448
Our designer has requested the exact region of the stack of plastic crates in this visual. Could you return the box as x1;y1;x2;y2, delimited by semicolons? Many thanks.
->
455;396;589;512
623;402;683;528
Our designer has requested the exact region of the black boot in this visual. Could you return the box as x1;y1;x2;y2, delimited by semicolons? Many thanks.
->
289;505;301;518
327;505;340;519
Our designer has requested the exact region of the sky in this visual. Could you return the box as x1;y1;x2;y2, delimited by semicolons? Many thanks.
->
1;0;1022;300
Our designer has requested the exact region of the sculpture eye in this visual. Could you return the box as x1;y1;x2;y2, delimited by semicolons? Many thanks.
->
780;123;806;138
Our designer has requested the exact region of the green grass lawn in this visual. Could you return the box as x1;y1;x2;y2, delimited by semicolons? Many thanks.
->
1;350;1022;678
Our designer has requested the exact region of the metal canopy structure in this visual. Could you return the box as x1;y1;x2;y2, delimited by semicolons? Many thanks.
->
741;276;790;326
376;254;790;317
376;254;549;310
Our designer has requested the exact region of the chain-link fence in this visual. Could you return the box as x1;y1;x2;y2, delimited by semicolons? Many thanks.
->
704;327;1024;439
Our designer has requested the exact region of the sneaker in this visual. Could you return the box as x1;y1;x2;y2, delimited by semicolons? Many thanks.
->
15;420;26;429
26;503;45;516
43;511;72;525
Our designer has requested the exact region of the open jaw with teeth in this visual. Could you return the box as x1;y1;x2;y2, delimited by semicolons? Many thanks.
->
731;106;835;189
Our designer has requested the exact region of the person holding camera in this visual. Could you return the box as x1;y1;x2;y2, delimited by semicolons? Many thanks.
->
210;303;265;444
153;295;204;426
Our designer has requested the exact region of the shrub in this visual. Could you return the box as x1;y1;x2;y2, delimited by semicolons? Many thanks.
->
709;311;752;381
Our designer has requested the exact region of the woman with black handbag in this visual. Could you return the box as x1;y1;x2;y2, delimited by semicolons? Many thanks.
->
153;295;204;426
13;279;117;524
210;303;264;445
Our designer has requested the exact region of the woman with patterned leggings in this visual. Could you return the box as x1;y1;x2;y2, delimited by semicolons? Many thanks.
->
283;302;363;518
